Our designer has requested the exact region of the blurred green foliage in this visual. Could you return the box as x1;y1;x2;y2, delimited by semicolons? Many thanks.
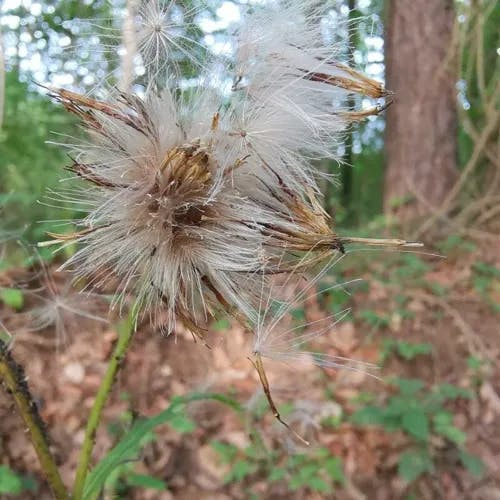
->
99;405;169;498
84;392;240;499
212;440;345;495
352;378;484;483
380;339;432;364
0;465;38;496
0;73;78;241
0;1;496;498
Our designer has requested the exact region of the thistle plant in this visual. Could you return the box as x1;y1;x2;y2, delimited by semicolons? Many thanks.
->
1;1;422;497
41;0;416;335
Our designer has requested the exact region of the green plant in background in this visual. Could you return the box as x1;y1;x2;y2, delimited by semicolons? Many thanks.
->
83;392;240;499
380;339;432;364
99;400;169;498
359;308;390;330
437;235;476;255
319;283;353;315
0;73;79;242
0;465;38;497
472;262;500;313
393;254;430;283
351;378;484;483
0;288;24;311
212;440;344;495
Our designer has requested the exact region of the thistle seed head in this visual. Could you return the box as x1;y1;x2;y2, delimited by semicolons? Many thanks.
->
42;0;409;338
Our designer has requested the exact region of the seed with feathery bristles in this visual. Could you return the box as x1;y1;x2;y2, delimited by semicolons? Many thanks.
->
41;0;420;340
247;253;380;444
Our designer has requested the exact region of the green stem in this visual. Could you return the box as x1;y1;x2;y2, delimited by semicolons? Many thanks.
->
0;340;68;500
72;313;136;500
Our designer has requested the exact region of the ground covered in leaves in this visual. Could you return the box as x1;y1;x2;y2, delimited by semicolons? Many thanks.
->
1;237;499;499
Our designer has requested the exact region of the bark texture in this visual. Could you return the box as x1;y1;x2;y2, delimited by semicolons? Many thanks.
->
119;0;139;92
384;0;458;220
0;26;4;128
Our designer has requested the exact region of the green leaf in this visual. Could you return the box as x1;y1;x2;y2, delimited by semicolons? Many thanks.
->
325;457;345;484
212;318;230;331
402;409;429;441
433;412;466;445
0;466;23;495
268;467;286;482
397;342;432;360
290;307;306;322
359;309;389;328
298;464;319;479
306;476;330;492
466;356;484;371
227;460;255;482
427;282;447;297
0;466;35;495
473;262;500;278
394;378;424;397
211;441;238;463
386;396;413;417
83;393;241;499
459;450;485;478
168;413;196;434
398;449;434;483
126;473;167;490
434;384;472;401
351;406;386;426
0;288;24;310
0;331;12;344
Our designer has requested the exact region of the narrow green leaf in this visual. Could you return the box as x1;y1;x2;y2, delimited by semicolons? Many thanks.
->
126;473;167;490
83;393;241;499
168;414;196;433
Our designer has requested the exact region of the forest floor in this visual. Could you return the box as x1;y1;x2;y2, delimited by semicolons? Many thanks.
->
1;236;499;500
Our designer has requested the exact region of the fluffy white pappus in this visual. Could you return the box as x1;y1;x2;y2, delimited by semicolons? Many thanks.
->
15;259;108;349
62;0;208;92
45;86;306;334
217;98;327;195
42;1;400;337
229;0;389;176
251;253;379;377
135;0;208;84
26;285;108;346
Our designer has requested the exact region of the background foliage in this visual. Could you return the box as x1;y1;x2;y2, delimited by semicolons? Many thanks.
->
0;0;498;498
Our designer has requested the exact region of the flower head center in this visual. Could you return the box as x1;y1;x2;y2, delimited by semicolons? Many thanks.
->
146;143;214;234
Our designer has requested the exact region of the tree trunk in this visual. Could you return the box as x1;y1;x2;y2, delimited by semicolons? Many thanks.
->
340;0;357;216
119;0;139;92
384;0;458;221
0;26;4;129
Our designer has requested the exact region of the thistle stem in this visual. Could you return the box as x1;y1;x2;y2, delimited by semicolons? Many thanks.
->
0;340;68;500
72;313;136;500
